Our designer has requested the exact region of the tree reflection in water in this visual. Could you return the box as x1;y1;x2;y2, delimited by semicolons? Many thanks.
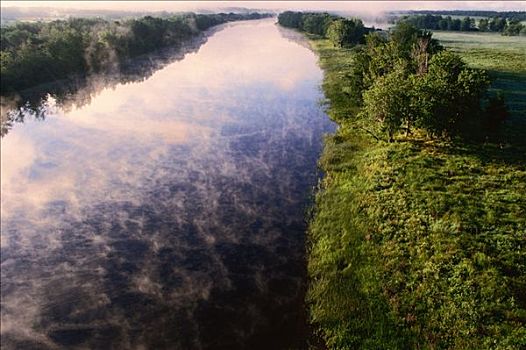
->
1;29;214;137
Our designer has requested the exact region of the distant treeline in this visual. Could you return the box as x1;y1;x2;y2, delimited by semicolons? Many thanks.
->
405;10;526;22
277;11;375;47
399;14;526;36
0;12;270;93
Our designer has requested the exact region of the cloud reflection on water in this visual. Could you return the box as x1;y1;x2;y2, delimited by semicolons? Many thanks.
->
1;19;334;349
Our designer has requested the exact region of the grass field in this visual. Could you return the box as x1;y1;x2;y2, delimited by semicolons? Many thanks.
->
307;32;526;349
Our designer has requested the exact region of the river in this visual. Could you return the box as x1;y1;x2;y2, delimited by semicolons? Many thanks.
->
0;19;333;349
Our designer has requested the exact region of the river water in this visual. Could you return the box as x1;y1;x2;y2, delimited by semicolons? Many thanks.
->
0;19;333;349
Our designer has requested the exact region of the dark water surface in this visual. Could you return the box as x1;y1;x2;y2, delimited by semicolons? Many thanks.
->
1;19;333;349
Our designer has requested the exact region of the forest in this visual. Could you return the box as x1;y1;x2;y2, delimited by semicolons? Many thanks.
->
398;14;526;36
280;11;526;350
0;12;270;93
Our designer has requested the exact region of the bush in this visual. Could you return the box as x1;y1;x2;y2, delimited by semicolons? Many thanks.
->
349;23;496;140
361;67;413;141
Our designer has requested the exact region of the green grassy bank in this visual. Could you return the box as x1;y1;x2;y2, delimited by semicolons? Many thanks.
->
307;35;526;349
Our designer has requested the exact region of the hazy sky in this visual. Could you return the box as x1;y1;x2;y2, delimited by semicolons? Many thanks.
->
2;1;525;14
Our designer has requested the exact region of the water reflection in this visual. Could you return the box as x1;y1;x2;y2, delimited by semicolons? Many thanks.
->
1;19;334;349
0;23;220;138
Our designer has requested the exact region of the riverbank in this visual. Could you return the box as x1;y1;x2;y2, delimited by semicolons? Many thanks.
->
307;37;525;349
0;13;271;95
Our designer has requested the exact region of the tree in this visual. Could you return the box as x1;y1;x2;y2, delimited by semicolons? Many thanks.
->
438;19;449;30
450;18;462;31
413;51;489;136
503;19;525;36
460;17;475;31
489;17;506;32
386;23;442;74
277;11;303;29
360;67;413;142
301;13;334;36
412;32;433;75
478;18;489;32
345;50;371;106
326;18;365;48
390;21;420;55
358;47;491;140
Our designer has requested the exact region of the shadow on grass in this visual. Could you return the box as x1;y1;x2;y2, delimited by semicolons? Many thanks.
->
407;136;526;168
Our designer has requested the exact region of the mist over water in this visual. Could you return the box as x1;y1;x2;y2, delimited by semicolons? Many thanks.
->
1;19;334;349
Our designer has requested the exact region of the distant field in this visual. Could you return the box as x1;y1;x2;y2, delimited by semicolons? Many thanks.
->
434;31;526;129
434;31;526;59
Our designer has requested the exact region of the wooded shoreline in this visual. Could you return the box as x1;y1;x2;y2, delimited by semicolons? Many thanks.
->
0;12;271;94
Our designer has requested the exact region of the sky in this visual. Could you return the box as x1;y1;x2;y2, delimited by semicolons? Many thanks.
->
2;1;525;14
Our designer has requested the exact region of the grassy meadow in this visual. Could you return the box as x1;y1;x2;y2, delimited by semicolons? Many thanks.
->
307;32;526;349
